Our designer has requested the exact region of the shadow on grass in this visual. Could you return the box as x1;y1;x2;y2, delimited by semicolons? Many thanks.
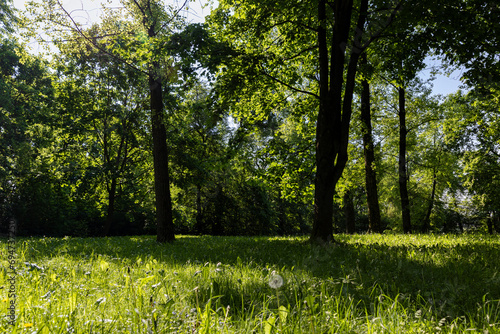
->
17;234;500;319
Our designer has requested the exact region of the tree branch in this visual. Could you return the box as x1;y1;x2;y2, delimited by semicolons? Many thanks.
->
270;19;318;32
259;66;319;99
360;1;404;51
158;0;189;34
283;45;318;61
56;0;148;76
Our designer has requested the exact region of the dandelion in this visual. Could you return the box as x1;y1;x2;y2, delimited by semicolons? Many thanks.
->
269;274;285;332
269;274;283;289
23;323;33;328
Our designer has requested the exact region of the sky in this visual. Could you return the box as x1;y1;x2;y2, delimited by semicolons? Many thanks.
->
12;0;209;25
419;59;465;96
12;0;463;96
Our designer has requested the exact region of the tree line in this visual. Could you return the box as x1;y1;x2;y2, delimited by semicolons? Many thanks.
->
0;0;499;241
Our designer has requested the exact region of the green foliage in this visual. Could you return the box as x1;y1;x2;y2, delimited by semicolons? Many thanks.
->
8;0;500;239
0;39;61;235
361;77;466;233
1;234;500;332
443;90;500;230
51;23;154;236
0;0;17;35
426;0;500;90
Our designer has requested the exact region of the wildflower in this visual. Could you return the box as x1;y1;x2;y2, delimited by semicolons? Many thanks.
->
23;323;33;328
269;274;284;289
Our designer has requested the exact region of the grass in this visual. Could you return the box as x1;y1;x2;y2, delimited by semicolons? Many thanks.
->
1;233;500;333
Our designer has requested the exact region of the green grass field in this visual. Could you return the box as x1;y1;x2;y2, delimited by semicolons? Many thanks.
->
1;234;500;333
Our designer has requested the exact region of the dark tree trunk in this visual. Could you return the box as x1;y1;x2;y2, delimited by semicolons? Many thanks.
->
398;87;411;233
277;191;287;235
494;213;500;234
344;190;356;234
212;184;224;236
150;66;175;243
128;1;176;243
103;178;117;236
487;215;494;235
421;168;437;233
195;183;203;234
311;0;368;244
360;58;382;233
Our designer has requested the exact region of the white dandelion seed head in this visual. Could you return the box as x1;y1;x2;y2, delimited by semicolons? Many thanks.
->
269;274;284;289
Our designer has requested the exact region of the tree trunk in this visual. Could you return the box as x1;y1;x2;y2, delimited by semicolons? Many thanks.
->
360;58;382;233
150;66;175;243
311;0;368;244
103;178;117;236
421;167;437;233
494;213;500;234
487;215;493;235
195;183;203;234
212;184;224;236
277;191;286;235
398;87;411;233
344;190;356;234
492;211;500;233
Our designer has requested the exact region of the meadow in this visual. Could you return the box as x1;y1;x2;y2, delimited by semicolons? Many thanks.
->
1;234;500;333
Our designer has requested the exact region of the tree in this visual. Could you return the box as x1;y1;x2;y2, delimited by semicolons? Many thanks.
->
0;39;59;235
431;0;500;233
397;86;412;233
28;0;191;242
53;23;151;236
444;90;500;233
359;54;382;232
168;82;227;234
426;0;500;93
209;0;402;243
370;6;433;232
0;0;17;35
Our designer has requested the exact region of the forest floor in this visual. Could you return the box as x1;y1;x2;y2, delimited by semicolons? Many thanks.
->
1;233;500;333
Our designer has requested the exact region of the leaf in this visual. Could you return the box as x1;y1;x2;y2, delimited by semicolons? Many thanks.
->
264;315;276;334
278;305;288;324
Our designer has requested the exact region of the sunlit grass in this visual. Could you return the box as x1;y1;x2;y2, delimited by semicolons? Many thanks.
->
1;234;499;332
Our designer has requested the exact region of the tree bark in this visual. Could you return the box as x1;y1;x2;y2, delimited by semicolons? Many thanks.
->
344;190;356;234
398;87;412;233
150;65;175;243
311;0;367;244
195;183;203;234
487;215;493;235
494;213;500;234
360;59;382;233
103;178;117;236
